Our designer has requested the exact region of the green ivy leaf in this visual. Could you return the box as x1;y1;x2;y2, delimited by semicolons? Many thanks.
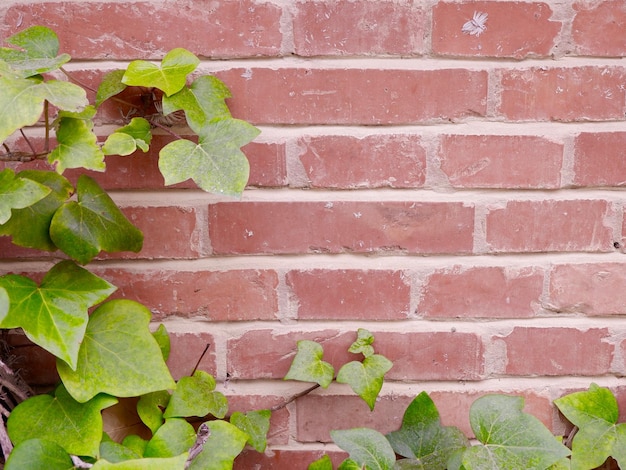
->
336;355;392;411
48;109;105;173
122;435;148;457
348;328;376;358
230;409;271;452
308;454;334;470
158;117;259;196
100;440;142;463
0;170;73;250
49;175;143;264
96;69;127;107
57;299;176;403
91;454;188;470
0;168;50;224
331;428;396;470
187;420;249;470
0;260;116;369
152;324;171;361
7;384;117;457
554;384;626;470
103;117;152;155
144;418;196;458
463;394;570;470
337;459;363;470
164;370;228;419
137;390;171;434
122;48;199;97
0;75;46;144
386;392;469;470
39;80;87;112
284;340;334;388
5;438;74;470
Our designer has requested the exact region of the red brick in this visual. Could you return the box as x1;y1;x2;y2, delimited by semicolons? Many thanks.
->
495;327;613;375
573;132;626;187
209;201;474;255
485;200;614;253
234;449;346;470
217;68;488;125
99;269;279;321
497;67;626;121
245;141;288;188
439;135;563;189
293;1;425;56
549;263;626;315
573;1;626;56
286;270;410;320
224;394;290;446
297;134;426;189
166;332;217;381
2;2;283;59
419;266;544;319
433;2;560;59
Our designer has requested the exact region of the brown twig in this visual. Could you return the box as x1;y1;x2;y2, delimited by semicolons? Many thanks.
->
185;423;210;467
0;417;12;463
270;383;321;412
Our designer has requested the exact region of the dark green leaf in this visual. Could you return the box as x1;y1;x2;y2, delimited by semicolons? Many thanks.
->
144;418;196;458
49;175;143;264
0;168;50;224
158;117;259;196
91;454;188;469
137;390;171;434
284;340;334;388
336;354;392;410
386;392;468;470
48;110;105;173
96;69;127;107
57;299;176;402
0;260;116;369
230;409;271;452
164;370;228;419
187;420;249;470
103;118;152;155
5;438;74;470
348;328;376;358
122;48;199;96
7;384;117;457
331;428;396;470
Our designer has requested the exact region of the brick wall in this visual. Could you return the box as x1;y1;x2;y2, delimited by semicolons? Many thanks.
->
2;0;626;467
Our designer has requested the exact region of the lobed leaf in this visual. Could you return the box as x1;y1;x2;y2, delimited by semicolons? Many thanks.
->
143;418;196;458
331;428;396;470
348;328;376;357
164;370;228;419
102;117;152;156
137;390;171;434
187;420;249;470
230;409;271;452
0;168;50;224
337;354;392;411
284;340;334;388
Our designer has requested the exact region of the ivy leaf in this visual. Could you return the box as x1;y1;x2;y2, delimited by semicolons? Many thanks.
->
159;117;259;196
0;260;116;369
0;170;73;250
348;328;376;358
122;48;199;96
0;168;50;224
554;384;626;470
50;175;143;264
144;418;196;458
386;392;469;469
0;75;46;144
103;117;152;155
337;460;363;470
122;435;148;457
39;80;87;112
164;370;228;419
308;454;334;470
137;390;171;434
152;324;171;361
284;340;334;388
100;439;143;463
57;299;176;403
96;69;127;107
7;384;117;457
230;409;271;452
330;428;396;470
48;108;105;173
91;454;188;470
163;75;232;133
5;438;74;470
187;420;249;470
463;394;570;470
336;355;392;411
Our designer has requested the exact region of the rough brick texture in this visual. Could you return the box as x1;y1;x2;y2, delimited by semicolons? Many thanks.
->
3;1;626;467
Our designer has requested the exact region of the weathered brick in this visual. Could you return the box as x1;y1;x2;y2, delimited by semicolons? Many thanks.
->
286;269;410;320
166;332;217;381
495;327;613;375
234;449;346;470
293;1;425;56
432;2;560;59
224;393;290;445
100;269;279;321
549;263;626;315
2;1;283;59
573;132;626;187
497;67;626;121
209;201;474;255
573;1;626;56
297;134;426;189
419;266;544;318
439;135;563;189
217;68;488;125
485;200;614;253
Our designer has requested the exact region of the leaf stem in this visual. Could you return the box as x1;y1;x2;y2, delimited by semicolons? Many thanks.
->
270;383;320;412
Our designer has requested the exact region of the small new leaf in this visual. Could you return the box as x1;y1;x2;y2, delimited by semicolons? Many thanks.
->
336;355;392;410
348;328;376;358
284;340;334;388
103;118;152;155
331;428;396;470
0;168;50;224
